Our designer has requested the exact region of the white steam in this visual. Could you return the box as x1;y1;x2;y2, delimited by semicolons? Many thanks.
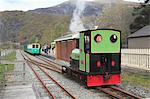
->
69;0;86;33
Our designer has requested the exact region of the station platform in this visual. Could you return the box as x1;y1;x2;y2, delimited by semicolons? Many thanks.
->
0;84;36;99
0;50;36;99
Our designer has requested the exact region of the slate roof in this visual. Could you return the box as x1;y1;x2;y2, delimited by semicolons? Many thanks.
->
128;25;150;38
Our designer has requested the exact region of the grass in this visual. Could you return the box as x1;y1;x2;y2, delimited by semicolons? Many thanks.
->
0;51;16;81
0;64;14;81
1;51;16;61
122;72;150;88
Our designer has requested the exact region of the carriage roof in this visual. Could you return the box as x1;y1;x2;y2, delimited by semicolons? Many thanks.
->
54;33;79;42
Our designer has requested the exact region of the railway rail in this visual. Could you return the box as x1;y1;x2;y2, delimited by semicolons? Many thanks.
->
20;51;76;99
98;86;142;99
23;52;62;73
21;51;143;99
37;53;143;99
36;55;61;70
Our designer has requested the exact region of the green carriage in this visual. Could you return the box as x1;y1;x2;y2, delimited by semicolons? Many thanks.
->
24;43;41;55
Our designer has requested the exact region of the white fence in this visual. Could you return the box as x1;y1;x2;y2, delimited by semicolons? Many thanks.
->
121;49;150;71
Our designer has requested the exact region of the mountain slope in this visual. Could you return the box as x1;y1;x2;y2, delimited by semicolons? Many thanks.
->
0;11;25;42
29;0;103;16
0;0;104;44
0;0;135;44
0;11;71;44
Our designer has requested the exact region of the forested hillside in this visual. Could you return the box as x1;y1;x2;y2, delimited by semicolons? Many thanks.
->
0;0;143;45
0;11;71;44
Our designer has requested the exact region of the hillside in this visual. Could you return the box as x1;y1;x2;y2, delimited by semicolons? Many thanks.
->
0;0;105;44
29;0;103;16
0;11;71;44
0;0;136;45
0;11;25;43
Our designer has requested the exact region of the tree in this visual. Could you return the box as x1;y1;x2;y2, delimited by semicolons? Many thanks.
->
130;4;150;33
93;0;134;44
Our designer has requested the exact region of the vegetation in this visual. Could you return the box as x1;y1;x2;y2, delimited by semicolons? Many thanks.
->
84;0;134;44
0;51;16;61
20;12;71;44
4;51;16;61
0;11;71;45
0;0;144;45
0;64;14;81
0;51;16;81
122;72;150;88
130;4;150;33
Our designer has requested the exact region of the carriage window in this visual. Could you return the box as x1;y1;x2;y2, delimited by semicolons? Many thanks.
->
32;45;35;48
84;36;90;53
36;45;39;48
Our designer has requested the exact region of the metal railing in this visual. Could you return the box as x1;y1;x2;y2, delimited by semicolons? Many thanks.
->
0;49;27;88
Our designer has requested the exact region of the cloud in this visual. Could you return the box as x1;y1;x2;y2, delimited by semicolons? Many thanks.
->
124;0;145;3
0;0;68;11
0;0;96;11
85;0;95;1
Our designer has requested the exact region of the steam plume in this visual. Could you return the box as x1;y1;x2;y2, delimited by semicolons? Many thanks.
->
69;0;86;33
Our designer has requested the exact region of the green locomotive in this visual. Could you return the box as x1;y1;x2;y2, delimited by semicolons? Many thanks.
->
24;43;41;55
63;29;121;87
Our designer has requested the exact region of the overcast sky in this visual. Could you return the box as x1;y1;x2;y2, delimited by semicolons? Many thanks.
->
0;0;146;11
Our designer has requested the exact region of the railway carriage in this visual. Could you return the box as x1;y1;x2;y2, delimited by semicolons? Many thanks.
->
24;43;41;55
58;29;121;87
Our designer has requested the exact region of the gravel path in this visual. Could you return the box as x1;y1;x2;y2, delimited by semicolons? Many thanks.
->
118;82;150;98
13;50;33;83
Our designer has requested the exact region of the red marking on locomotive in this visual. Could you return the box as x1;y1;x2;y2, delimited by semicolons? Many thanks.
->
96;61;101;67
111;60;116;66
96;35;102;42
81;60;84;64
87;74;121;87
80;49;82;52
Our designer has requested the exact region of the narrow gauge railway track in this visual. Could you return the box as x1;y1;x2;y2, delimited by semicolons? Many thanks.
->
38;54;143;99
21;51;142;99
28;58;62;73
98;86;142;99
23;52;62;73
20;51;76;99
32;54;143;99
36;55;61;70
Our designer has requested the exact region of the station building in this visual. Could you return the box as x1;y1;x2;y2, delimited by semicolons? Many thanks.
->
128;25;150;49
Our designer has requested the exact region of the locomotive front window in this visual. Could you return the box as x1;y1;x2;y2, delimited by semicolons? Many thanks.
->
110;34;117;43
32;45;35;48
94;34;102;43
84;35;90;53
36;45;39;48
